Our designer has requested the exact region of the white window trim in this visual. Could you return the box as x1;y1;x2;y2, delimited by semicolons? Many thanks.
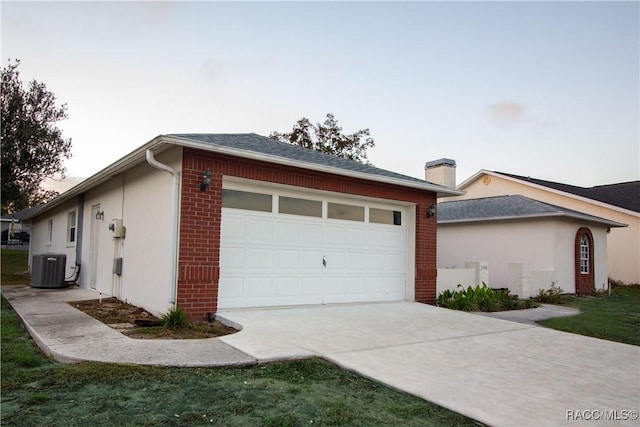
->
67;211;77;244
580;234;590;274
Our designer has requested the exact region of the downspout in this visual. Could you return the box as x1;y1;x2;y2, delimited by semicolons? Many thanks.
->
145;150;180;307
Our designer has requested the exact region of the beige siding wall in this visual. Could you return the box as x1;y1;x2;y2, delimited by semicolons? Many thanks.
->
447;173;639;284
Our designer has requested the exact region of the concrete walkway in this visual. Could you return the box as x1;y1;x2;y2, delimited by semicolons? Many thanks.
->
2;286;255;366
3;285;639;427
473;303;582;325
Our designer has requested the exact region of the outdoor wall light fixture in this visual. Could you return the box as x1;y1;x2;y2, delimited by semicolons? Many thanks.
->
95;211;105;220
426;204;437;218
200;169;211;192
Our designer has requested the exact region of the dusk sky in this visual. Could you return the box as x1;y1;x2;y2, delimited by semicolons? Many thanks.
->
2;1;638;189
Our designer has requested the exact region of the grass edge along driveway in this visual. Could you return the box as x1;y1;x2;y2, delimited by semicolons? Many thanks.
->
1;295;482;427
537;285;640;346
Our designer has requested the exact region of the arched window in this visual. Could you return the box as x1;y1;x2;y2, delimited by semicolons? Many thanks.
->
580;234;590;274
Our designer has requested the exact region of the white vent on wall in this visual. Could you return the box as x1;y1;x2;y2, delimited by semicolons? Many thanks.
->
31;254;67;288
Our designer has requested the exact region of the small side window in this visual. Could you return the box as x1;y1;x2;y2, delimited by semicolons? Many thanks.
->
67;211;77;243
580;234;590;274
47;220;53;242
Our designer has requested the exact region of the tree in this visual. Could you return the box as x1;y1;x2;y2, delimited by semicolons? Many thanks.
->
270;113;375;163
1;60;72;214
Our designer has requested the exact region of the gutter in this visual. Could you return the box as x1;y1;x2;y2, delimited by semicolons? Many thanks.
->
145;149;181;306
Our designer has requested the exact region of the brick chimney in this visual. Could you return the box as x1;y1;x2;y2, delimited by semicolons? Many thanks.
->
424;158;456;188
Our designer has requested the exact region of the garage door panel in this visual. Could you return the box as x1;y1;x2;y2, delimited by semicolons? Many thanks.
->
325;226;346;245
345;252;367;269
221;216;246;240
275;221;299;243
346;228;367;246
220;200;407;308
367;277;405;298
246;277;273;298
275;249;299;269
219;278;244;309
368;253;404;271
368;228;405;248
325;277;365;296
220;246;245;269
300;223;323;243
300;278;323;297
299;251;325;269
274;277;299;297
246;248;274;270
324;251;346;270
247;219;273;241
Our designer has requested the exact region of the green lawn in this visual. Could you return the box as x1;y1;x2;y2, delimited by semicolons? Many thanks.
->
0;297;482;427
539;285;640;346
1;249;30;286
1;249;481;427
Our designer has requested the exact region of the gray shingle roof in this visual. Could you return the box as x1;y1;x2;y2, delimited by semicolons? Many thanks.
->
438;195;626;227
1;206;42;221
496;172;640;213
169;133;433;186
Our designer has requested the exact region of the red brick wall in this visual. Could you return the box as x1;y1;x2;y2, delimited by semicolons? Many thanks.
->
574;227;595;296
178;148;438;320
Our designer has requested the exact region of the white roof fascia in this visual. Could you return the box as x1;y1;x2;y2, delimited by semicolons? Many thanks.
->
438;212;627;228
24;137;168;220
26;134;462;220
164;135;464;197
455;169;494;190
458;170;640;218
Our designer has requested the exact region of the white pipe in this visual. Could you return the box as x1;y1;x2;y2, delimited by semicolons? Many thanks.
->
145;149;180;306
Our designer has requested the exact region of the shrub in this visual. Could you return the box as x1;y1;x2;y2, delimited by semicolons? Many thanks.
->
536;283;564;304
497;290;519;311
161;306;191;330
436;283;527;312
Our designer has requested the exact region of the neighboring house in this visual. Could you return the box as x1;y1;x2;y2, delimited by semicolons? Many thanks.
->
437;195;626;296
426;163;639;285
1;206;38;245
25;133;461;320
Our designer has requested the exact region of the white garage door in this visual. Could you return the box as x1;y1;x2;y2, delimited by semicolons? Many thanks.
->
219;188;407;309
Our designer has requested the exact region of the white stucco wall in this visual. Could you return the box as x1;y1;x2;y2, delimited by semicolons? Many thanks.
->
438;218;610;296
447;173;639;284
118;148;182;316
29;199;81;279
30;146;182;317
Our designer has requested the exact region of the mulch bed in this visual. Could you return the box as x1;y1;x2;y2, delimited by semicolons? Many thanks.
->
70;297;237;339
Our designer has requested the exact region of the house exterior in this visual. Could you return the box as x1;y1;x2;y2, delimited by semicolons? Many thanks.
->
439;169;640;285
25;134;461;320
437;195;626;296
1;206;37;245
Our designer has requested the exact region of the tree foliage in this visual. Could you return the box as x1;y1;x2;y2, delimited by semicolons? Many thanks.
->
1;60;72;214
270;113;375;163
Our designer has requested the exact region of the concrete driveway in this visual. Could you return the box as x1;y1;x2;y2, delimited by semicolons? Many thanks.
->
218;302;640;427
3;286;638;427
